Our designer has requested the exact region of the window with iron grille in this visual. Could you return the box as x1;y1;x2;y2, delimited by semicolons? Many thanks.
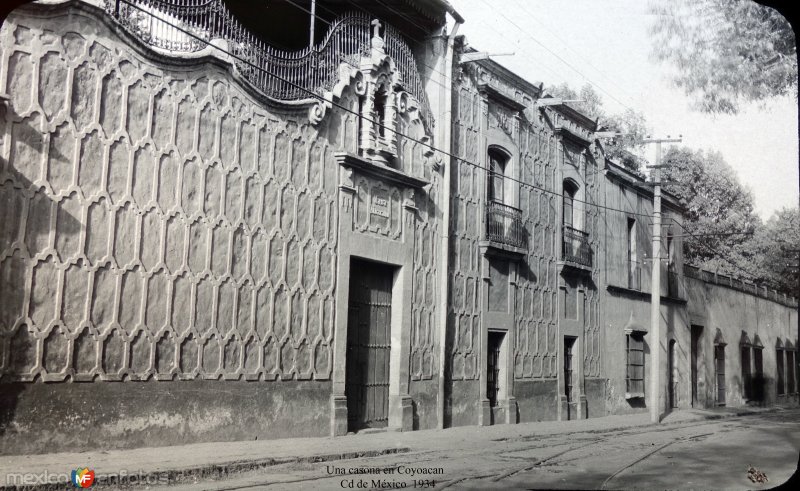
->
626;333;645;398
777;347;785;395
487;332;504;407
564;336;577;403
796;349;800;394
741;345;752;400
715;344;726;405
753;346;765;402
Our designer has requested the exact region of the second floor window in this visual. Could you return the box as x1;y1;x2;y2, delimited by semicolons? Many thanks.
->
627;217;638;289
488;148;508;203
563;180;578;228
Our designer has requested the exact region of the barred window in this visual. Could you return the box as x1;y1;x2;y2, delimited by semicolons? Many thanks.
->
626;333;645;397
777;347;785;396
715;344;726;405
741;345;752;400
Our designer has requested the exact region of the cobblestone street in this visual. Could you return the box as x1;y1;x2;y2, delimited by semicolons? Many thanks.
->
160;408;800;490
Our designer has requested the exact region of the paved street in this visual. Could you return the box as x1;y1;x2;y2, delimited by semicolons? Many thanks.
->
162;409;800;491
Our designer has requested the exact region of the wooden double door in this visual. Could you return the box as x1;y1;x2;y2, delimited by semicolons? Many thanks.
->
345;260;394;431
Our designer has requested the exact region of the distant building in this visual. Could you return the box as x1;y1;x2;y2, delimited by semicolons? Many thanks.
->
0;0;796;455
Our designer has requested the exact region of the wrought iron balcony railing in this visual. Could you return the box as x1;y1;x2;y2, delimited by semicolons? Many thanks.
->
105;0;433;126
562;225;592;268
485;201;527;250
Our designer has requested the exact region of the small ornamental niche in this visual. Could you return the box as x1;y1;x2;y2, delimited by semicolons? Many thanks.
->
359;74;399;166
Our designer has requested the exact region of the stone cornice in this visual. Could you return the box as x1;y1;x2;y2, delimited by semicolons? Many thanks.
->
335;152;429;189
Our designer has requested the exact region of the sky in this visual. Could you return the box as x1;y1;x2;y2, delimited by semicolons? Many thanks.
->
449;0;799;219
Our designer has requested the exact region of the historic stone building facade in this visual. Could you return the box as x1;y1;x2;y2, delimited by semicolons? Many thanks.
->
0;0;796;455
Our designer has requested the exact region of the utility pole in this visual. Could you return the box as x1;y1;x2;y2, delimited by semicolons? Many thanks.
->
643;135;681;423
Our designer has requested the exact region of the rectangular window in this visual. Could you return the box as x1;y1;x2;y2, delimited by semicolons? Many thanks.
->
714;345;726;405
487;332;504;407
777;348;785;395
787;350;796;394
754;347;764;401
666;234;678;297
796;351;800;395
563;194;574;228
626;333;645;397
564;336;577;404
488;154;505;203
627;218;638;289
741;346;752;400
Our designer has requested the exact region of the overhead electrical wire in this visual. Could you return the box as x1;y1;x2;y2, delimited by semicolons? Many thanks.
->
476;0;637;113
116;0;684;222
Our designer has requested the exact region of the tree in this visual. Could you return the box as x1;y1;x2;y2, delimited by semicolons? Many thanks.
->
741;208;800;297
649;0;797;114
660;146;762;278
545;83;650;171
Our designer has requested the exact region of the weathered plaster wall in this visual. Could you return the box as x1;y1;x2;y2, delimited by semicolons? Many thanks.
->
0;379;331;455
409;377;438;430
0;2;356;453
514;379;558;422
584;378;606;418
447;379;479;427
685;277;798;408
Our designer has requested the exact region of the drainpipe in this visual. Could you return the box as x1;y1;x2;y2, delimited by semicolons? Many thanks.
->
437;15;461;430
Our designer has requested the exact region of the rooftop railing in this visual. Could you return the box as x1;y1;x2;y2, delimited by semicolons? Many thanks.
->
485;201;526;250
106;0;433;126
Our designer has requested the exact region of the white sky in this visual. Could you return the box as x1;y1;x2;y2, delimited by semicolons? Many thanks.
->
449;0;799;219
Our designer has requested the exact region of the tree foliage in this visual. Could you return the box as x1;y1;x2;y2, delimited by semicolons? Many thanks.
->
661;146;762;278
649;0;797;114
545;83;649;171
740;208;800;298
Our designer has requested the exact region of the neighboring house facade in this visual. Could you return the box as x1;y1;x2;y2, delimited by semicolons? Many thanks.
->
0;0;796;455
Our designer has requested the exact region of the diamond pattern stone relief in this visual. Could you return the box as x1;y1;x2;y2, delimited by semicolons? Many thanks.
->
0;10;342;383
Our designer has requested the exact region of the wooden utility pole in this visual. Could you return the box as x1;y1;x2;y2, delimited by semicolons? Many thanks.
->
643;135;681;423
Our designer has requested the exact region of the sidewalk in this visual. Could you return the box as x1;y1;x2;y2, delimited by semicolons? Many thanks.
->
0;406;780;490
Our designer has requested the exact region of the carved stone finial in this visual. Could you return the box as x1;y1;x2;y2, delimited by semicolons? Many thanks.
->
371;19;382;39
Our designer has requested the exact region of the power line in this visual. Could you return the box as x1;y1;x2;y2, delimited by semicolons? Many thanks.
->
476;0;637;113
509;0;641;108
115;0;674;222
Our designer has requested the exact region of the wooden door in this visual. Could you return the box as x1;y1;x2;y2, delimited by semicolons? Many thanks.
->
345;260;393;431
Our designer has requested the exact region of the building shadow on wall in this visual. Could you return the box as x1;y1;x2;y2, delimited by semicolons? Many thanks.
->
1;107;82;439
443;316;454;429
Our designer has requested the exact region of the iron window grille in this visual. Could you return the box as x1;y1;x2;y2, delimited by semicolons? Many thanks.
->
626;333;645;398
777;347;785;396
715;345;726;405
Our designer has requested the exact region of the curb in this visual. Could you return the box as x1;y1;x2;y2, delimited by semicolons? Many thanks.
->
1;447;411;491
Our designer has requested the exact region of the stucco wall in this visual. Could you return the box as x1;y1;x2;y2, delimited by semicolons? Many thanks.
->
0;379;331;455
685;277;798;408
